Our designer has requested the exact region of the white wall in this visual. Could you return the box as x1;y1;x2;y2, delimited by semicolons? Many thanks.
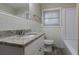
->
0;12;29;31
77;3;79;54
29;3;41;22
15;10;29;19
14;7;29;19
0;3;29;19
41;3;76;9
11;3;42;32
28;20;42;32
0;4;29;31
0;4;15;14
40;3;76;48
29;3;42;32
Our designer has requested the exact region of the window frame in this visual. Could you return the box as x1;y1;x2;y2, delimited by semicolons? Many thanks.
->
42;8;61;27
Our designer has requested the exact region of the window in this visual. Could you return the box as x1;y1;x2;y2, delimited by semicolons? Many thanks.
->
42;9;60;26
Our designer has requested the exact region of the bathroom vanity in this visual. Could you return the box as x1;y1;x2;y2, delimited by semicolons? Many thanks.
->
0;32;45;55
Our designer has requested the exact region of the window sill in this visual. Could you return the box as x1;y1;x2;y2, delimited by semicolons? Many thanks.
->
41;25;63;28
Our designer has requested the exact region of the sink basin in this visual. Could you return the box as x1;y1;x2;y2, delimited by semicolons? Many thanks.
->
26;33;40;35
22;35;36;38
27;35;35;37
17;34;37;39
16;32;39;39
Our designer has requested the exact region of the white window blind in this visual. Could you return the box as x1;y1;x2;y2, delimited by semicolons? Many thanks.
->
43;9;60;26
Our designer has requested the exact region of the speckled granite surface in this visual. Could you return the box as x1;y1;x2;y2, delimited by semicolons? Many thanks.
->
0;32;45;47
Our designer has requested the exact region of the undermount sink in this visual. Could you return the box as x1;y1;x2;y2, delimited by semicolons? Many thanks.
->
26;33;40;35
22;35;36;39
19;34;39;39
27;35;35;37
16;32;39;39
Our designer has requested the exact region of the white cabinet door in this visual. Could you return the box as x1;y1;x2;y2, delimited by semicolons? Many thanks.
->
37;36;44;55
24;35;44;55
24;39;39;55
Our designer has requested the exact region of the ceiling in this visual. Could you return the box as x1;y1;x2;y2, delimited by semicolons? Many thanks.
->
4;3;29;10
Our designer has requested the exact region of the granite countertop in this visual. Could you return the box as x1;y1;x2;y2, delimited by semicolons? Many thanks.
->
0;32;45;47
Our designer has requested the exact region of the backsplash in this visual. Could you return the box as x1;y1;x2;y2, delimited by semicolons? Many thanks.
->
0;29;31;38
0;31;15;37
